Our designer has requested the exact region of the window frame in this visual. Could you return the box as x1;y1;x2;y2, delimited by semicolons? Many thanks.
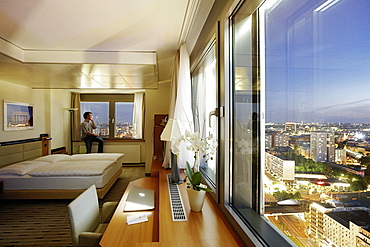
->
80;94;141;140
191;36;218;192
221;0;295;246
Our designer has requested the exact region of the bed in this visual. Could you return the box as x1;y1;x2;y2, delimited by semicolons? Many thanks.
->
0;139;124;199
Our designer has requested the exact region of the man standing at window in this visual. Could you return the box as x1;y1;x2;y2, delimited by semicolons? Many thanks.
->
81;112;104;153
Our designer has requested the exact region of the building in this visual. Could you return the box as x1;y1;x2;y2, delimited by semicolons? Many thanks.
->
309;202;335;239
309;202;370;246
265;133;274;149
357;227;370;247
265;133;289;148
265;152;295;181
275;134;290;147
310;132;335;163
285;122;296;133
335;148;347;164
325;210;370;247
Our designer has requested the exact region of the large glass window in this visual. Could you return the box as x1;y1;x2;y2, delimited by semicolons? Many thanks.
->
80;102;110;137
191;39;218;188
230;4;261;213
229;0;370;246
114;102;134;138
80;94;140;139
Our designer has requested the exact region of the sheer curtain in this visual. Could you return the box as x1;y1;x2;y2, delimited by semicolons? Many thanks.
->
162;50;179;168
133;93;144;139
162;44;194;169
71;92;81;141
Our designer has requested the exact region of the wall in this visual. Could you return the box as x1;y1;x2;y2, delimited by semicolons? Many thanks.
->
144;82;171;173
0;81;50;143
50;89;71;150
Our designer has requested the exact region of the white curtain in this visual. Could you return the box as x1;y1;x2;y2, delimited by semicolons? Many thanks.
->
162;44;194;169
133;93;144;139
71;92;81;141
162;50;179;169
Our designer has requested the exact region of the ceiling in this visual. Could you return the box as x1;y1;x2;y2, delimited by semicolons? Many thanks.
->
0;0;214;91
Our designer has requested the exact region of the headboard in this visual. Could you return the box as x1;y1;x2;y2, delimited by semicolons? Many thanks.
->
0;138;43;168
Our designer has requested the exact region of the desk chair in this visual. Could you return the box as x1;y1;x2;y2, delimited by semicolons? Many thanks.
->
67;185;118;247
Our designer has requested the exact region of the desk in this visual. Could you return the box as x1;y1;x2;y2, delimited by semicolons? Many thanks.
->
100;160;242;247
100;177;159;247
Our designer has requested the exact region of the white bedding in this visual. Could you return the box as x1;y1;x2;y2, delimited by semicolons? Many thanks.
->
0;153;124;190
0;161;51;175
29;160;115;176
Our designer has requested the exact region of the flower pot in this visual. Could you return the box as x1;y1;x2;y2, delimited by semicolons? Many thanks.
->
186;188;206;212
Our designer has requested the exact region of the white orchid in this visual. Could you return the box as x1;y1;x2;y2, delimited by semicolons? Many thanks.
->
170;135;184;156
237;138;252;155
182;130;218;170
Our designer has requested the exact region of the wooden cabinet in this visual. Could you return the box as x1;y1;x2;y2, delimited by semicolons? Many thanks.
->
153;114;168;160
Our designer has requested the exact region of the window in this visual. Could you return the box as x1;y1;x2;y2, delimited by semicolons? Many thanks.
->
191;38;218;188
230;5;262;211
80;94;143;139
227;0;370;246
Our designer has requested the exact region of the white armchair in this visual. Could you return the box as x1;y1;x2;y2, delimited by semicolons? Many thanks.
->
67;185;118;247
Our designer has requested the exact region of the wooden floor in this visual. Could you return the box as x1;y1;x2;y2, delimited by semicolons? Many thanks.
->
100;159;244;247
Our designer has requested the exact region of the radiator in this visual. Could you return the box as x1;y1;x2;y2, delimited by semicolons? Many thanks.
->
76;144;141;163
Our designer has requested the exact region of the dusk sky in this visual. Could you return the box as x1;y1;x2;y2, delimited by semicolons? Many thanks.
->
80;102;133;124
265;0;370;123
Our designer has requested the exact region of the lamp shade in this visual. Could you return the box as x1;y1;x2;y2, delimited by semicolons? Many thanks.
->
160;118;183;141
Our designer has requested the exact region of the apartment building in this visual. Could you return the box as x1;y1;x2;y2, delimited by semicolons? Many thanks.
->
265;152;295;181
309;202;370;246
310;132;335;163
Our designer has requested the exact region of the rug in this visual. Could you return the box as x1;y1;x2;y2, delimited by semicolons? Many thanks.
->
0;166;145;246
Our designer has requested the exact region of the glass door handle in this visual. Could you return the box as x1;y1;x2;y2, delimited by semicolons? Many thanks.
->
209;108;219;127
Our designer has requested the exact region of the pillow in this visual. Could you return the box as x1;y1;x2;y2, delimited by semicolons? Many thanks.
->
0;161;50;175
33;154;68;163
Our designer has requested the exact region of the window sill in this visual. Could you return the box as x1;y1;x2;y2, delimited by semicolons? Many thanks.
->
224;205;295;247
73;139;145;142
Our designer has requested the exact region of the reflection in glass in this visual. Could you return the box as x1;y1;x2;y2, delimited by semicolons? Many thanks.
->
231;9;258;210
192;40;217;186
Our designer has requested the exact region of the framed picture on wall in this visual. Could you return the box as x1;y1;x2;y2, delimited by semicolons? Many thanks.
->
4;101;34;131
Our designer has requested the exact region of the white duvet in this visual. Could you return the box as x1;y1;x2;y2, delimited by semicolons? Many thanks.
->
0;153;124;177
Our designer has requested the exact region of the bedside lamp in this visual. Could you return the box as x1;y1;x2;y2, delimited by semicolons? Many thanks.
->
160;118;183;184
65;108;78;155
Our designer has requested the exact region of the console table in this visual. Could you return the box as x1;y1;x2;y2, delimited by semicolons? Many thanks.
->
100;159;242;246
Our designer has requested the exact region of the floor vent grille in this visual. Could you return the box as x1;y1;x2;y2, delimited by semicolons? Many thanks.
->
167;174;188;221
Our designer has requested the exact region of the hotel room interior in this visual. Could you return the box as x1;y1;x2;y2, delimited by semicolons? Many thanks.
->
0;0;361;246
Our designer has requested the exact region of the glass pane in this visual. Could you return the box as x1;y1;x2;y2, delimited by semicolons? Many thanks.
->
262;0;370;246
192;41;217;186
80;102;109;138
115;102;134;138
231;7;257;209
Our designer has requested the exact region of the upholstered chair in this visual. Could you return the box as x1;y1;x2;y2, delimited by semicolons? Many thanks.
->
67;185;118;247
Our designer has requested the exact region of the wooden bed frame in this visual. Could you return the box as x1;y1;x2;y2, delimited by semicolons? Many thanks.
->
0;137;122;199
